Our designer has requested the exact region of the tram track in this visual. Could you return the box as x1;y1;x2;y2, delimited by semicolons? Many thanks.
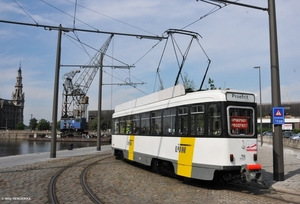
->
48;153;112;204
80;158;109;204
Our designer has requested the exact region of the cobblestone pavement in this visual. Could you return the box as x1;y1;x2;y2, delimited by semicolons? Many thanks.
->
257;144;300;203
0;144;299;204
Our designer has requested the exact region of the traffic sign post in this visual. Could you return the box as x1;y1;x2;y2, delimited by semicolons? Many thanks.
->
272;107;285;125
272;106;285;181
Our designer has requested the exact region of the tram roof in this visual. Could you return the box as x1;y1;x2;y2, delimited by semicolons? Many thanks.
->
114;84;255;117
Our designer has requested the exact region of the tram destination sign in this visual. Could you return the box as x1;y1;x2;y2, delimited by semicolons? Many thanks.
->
226;92;255;103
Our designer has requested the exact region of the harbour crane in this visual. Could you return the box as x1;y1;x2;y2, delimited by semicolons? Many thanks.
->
60;35;114;137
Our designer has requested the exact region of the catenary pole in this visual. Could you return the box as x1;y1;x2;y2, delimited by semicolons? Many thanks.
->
50;25;62;158
97;53;104;151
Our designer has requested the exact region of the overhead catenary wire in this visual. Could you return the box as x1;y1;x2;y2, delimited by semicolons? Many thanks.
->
10;0;165;95
64;34;131;67
11;0;216;96
13;0;38;24
133;40;163;66
69;1;92;63
64;0;166;69
41;0;168;73
64;32;147;94
181;0;231;30
73;0;78;29
40;0;101;31
63;32;93;61
102;69;148;95
65;0;159;37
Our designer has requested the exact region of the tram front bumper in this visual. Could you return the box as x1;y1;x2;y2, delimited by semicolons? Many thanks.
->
241;164;262;182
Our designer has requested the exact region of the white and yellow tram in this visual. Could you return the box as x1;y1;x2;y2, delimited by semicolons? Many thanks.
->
111;84;261;182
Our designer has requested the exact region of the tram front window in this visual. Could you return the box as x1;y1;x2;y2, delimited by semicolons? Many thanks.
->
228;106;255;136
113;118;119;134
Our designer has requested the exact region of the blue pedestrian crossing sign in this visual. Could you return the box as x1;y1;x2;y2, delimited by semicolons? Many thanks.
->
272;107;285;125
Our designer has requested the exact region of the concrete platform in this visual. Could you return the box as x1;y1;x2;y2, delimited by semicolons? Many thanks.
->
0;145;111;169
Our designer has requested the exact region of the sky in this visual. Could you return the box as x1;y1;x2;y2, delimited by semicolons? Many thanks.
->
0;0;299;126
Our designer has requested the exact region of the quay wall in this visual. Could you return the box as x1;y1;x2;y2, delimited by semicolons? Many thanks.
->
0;130;51;139
0;131;299;149
0;130;111;142
259;136;300;149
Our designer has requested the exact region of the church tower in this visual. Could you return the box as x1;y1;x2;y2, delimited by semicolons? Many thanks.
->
12;64;25;123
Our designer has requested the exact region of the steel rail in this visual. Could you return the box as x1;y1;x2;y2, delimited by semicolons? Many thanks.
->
48;155;100;204
80;156;113;204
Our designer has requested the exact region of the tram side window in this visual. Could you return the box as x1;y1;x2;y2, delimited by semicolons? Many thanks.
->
133;114;140;135
163;108;176;135
151;110;162;135
208;103;221;136
228;107;254;136
113;118;119;134
141;113;150;135
125;116;132;134
178;107;188;135
191;105;205;136
119;117;126;134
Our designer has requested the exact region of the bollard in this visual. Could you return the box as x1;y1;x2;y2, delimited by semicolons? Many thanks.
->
68;143;73;150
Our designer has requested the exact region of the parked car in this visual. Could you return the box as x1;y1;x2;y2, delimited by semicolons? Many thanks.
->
290;133;300;140
282;131;296;138
262;131;273;136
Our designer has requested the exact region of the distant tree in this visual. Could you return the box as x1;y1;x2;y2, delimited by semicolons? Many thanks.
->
15;122;25;130
37;119;50;130
88;117;109;131
183;72;196;91
101;119;109;131
29;118;38;130
207;78;221;90
57;120;61;130
106;121;111;130
89;118;98;131
208;78;216;90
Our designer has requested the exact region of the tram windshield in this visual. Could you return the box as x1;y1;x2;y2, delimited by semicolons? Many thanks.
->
227;106;255;137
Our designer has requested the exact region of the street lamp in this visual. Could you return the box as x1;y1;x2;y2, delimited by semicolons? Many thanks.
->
254;66;263;146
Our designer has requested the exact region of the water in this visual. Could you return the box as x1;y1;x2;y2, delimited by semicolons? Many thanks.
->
0;139;97;157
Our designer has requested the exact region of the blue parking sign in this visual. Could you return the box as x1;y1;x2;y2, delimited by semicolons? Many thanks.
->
272;107;285;125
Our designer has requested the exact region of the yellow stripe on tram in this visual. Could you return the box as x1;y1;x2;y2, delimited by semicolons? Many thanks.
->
128;135;135;161
177;137;196;178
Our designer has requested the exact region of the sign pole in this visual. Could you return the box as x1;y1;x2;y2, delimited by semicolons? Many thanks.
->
269;0;284;181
